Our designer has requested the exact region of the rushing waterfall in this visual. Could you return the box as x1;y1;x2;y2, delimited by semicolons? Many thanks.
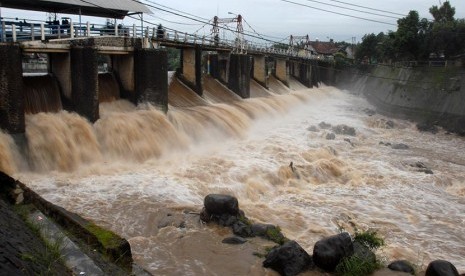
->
23;74;63;114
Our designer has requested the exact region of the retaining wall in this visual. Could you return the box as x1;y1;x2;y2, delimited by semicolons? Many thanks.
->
337;65;465;134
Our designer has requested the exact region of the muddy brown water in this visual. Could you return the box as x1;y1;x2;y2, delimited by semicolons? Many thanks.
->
1;82;464;274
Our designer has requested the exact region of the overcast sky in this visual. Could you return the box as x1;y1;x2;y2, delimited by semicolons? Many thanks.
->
1;0;465;44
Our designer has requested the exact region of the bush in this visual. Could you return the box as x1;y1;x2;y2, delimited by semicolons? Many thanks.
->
354;230;385;250
335;255;382;276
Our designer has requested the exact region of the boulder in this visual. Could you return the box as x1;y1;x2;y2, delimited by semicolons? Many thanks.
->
251;224;276;236
326;133;336;140
204;194;239;216
332;125;356;136
344;138;354;147
313;232;354;272
364;108;376;116
218;213;239;227
417;122;439;134
307;126;319;132
388;260;415;275
319;122;332;129
199;207;211;222
232;221;253;237
410;162;433;174
385;120;395;129
391;143;409;150
222;236;247;244
425;260;459;276
263;240;312;276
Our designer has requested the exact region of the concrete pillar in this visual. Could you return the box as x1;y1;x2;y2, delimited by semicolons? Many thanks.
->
0;44;24;134
180;46;202;95
50;53;71;101
312;60;320;87
275;58;289;87
228;54;251;99
112;54;135;102
253;55;268;89
291;61;299;78
209;54;220;79
299;61;313;88
134;48;168;112
316;60;335;86
71;46;99;123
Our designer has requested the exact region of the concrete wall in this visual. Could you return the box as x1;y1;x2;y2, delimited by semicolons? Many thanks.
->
298;61;312;88
318;60;335;85
275;58;289;87
0;44;24;134
71;46;99;123
50;53;71;100
134;48;168;111
180;46;202;95
228;54;251;98
339;65;465;134
253;55;268;89
112;54;135;102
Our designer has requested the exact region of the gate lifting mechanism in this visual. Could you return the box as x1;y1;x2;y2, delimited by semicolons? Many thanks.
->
289;35;310;57
212;14;245;53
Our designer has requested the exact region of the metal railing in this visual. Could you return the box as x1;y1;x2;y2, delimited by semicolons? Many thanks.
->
0;16;318;60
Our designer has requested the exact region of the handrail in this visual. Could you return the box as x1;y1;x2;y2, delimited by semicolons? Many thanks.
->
0;16;319;60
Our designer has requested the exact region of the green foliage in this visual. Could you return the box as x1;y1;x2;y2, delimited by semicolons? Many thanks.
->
354;230;385;251
335;255;382;276
395;10;421;60
355;2;465;63
273;43;289;50
238;215;252;226
265;226;289;245
166;48;180;71
430;1;455;23
355;33;378;63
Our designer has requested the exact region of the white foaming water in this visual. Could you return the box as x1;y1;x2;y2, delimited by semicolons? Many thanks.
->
7;86;465;274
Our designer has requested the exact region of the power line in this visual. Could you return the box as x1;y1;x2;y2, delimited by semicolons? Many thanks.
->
279;0;397;26
326;0;407;17
129;0;288;44
146;13;204;26
301;0;401;19
139;0;210;21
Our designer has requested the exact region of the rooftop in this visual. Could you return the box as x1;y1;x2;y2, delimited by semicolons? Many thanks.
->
0;0;151;19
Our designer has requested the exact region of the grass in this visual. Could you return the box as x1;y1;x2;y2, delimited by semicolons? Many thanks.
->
238;215;252;226
332;228;386;276
335;255;383;276
265;226;289;245
354;229;385;250
14;204;67;275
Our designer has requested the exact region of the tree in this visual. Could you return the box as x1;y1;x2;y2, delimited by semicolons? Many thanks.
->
355;33;379;63
376;32;396;63
429;1;455;23
428;2;463;58
394;10;421;60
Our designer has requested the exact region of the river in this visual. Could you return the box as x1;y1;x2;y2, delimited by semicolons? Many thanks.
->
1;84;464;274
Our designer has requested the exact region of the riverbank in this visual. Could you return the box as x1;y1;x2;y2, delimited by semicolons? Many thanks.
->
0;171;140;275
0;197;71;275
336;64;465;135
